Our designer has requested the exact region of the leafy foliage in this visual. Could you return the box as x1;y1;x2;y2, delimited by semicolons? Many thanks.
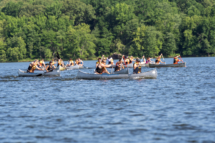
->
0;0;215;61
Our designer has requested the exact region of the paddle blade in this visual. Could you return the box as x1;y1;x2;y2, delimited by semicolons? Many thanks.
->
56;52;60;59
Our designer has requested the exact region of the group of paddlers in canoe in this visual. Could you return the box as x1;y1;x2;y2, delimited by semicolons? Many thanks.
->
26;58;84;73
95;55;141;74
94;54;184;75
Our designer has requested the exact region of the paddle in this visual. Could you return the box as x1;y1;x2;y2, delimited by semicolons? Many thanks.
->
83;65;89;69
111;63;114;74
179;56;184;63
56;52;60;59
162;54;166;64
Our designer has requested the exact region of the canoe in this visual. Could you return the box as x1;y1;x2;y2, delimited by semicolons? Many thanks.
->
124;63;133;68
66;65;84;70
106;65;116;68
66;65;80;70
42;69;60;76
59;66;66;71
129;69;157;79
106;63;133;68
140;61;155;67
18;69;43;77
76;69;157;80
18;69;60;77
140;63;147;67
148;62;186;68
112;68;129;74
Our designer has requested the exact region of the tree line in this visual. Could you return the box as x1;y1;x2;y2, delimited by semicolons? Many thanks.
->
0;0;215;62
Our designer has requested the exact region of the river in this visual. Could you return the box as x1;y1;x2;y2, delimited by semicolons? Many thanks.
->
0;57;215;142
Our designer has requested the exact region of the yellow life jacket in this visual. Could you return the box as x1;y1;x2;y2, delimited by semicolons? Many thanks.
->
32;65;36;70
58;60;61;65
156;58;161;64
110;59;114;64
76;60;79;64
40;61;43;66
134;62;141;73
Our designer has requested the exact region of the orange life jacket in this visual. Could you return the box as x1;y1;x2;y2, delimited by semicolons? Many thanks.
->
173;57;179;64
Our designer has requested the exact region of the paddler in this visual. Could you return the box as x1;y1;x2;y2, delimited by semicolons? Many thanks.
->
52;59;56;64
101;59;110;74
101;55;105;60
115;59;124;72
27;60;43;73
108;57;114;65
78;58;83;66
75;59;79;65
66;58;74;67
146;57;151;64
46;61;56;72
133;58;141;74
125;56;130;65
141;56;146;64
38;59;46;68
155;54;165;64
58;58;65;67
173;55;182;64
130;56;135;63
95;58;112;74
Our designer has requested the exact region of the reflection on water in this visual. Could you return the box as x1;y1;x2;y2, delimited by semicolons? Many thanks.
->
0;57;215;142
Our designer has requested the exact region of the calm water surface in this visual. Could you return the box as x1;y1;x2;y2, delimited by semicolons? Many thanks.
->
0;57;215;142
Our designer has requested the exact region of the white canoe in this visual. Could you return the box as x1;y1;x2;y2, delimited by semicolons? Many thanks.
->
148;62;186;68
124;63;133;68
112;68;129;74
59;66;66;71
18;69;60;77
66;65;80;70
76;69;157;80
66;65;84;70
107;63;133;68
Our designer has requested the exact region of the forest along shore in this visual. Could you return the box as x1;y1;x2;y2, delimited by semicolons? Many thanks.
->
0;0;215;62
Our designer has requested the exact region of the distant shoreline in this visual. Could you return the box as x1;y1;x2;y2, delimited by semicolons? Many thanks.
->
0;56;214;63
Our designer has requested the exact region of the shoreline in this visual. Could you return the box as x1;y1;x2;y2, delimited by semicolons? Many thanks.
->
0;56;214;63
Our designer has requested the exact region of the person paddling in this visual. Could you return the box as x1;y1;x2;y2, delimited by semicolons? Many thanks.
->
38;59;46;68
115;59;124;72
173;55;182;64
66;58;74;67
130;56;135;63
57;58;65;67
75;59;79;65
125;56;130;65
108;57;114;65
141;55;146;64
95;58;112;74
146;57;151;64
78;58;83;66
133;58;141;74
155;54;165;64
46;61;56;72
27;60;43;73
